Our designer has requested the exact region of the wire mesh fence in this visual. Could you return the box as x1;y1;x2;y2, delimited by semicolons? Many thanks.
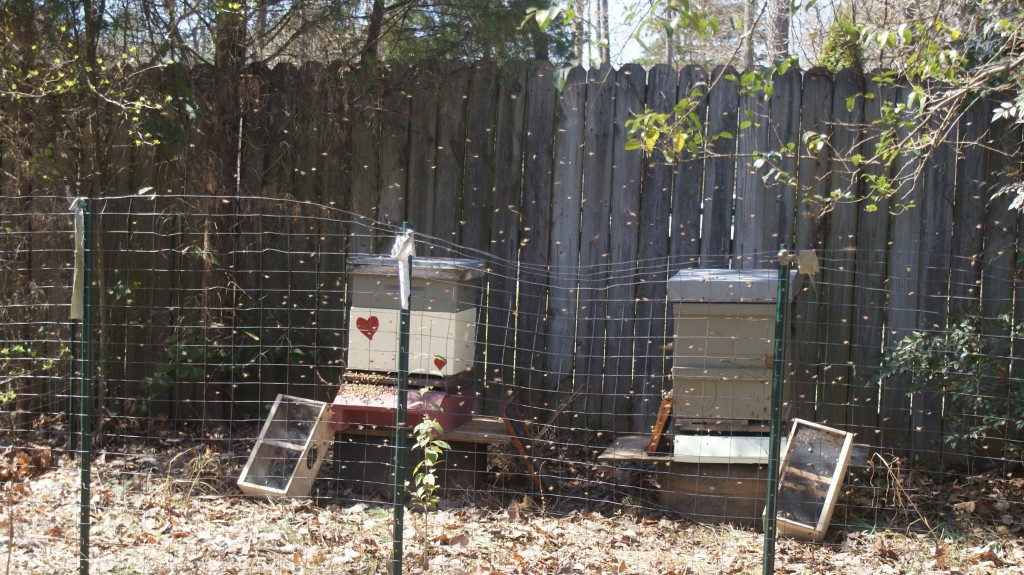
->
1;194;1023;573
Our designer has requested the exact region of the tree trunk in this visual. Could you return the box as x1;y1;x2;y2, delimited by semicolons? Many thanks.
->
599;0;609;64
363;0;386;62
767;0;790;61
741;0;754;69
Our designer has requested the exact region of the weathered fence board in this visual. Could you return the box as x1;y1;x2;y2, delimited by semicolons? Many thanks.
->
603;63;647;431
848;77;891;444
376;66;411;250
700;65;739;269
432;64;471;252
482;65;528;411
634;64;676;432
548;65;587;410
818;68;863;428
519;62;556;415
670;65;707;264
914;105;956;460
733;79;770;268
461;62;499;254
577;64;616;423
882;83;926;454
405;70;440;241
790;68;833;422
951;100;989;314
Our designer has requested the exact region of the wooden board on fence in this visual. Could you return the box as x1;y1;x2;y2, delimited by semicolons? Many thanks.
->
982;119;1020;321
483;64;527;411
316;63;351;368
818;68;864;428
405;69;440;240
348;67;381;255
700;65;739;269
432;63;470;252
602;63;646;430
769;69;802;249
633;64;677;432
733;80;769;268
914;104;955;458
462;62;499;254
375;66;410;253
576;64;616;416
790;68;833;423
518;61;555;410
547;65;587;409
295;63;326;206
881;82;924;454
848;77;892;443
670;64;707;265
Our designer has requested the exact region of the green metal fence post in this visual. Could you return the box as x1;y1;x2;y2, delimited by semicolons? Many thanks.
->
764;246;793;575
391;222;413;575
76;198;94;575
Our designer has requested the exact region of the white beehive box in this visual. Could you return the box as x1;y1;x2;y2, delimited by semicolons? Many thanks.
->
238;395;333;498
667;269;795;425
346;257;484;378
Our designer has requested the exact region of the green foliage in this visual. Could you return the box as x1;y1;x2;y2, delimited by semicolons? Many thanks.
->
0;327;68;406
608;1;1024;216
383;1;573;65
143;318;320;417
878;312;1024;461
407;415;450;569
819;17;864;73
409;416;449;512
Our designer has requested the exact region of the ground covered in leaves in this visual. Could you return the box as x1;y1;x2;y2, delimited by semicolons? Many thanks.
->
2;433;1023;574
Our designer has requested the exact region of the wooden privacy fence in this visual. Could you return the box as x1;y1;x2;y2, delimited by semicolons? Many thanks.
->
4;61;1022;459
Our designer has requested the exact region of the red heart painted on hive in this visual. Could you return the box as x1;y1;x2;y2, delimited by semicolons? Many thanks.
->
433;356;447;371
356;316;379;340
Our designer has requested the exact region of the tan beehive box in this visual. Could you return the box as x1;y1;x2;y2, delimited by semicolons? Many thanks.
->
667;269;795;425
346;257;484;378
238;395;333;498
671;366;773;420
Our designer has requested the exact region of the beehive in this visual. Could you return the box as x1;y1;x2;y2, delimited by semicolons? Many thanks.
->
667;269;794;426
237;395;333;498
346;257;484;378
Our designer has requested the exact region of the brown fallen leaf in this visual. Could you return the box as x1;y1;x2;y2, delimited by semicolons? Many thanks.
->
873;539;899;561
929;541;949;570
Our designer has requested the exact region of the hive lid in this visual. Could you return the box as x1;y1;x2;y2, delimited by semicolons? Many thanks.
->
667;268;798;303
349;256;485;281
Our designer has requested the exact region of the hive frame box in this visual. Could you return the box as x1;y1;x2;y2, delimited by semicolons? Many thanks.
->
770;419;854;541
238;394;333;498
345;256;484;379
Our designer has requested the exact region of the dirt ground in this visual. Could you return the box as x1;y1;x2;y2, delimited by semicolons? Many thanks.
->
2;433;1023;575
